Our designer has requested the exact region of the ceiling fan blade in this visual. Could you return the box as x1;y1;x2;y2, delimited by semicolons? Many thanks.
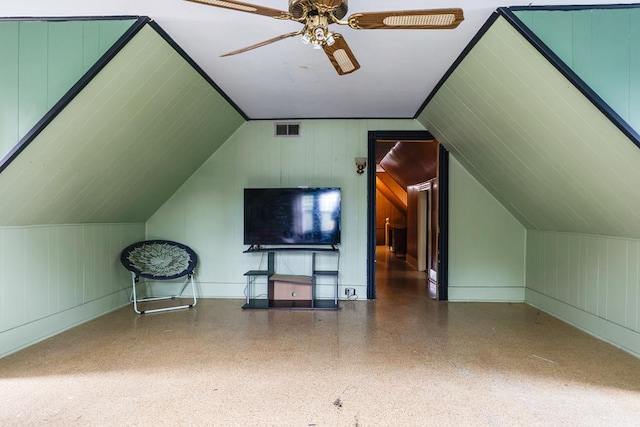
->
315;0;345;7
323;34;360;75
347;8;464;30
185;0;291;19
220;31;302;57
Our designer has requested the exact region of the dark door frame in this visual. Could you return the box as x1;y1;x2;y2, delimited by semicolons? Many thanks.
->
366;130;449;300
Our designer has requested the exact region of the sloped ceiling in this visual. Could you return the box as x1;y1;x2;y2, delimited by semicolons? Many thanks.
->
417;14;640;238
377;140;438;188
0;23;245;226
2;1;632;119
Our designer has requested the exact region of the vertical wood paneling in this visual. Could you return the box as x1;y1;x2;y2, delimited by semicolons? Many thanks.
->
578;234;589;311
566;234;581;308
592;10;630;120
527;230;640;334
48;228;59;314
57;226;77;310
525;230;541;293
82;21;101;71
18;21;48;139
585;237;599;314
628;241;639;330
607;238;628;326
447;155;526;301
0;223;145;355
419;16;640;239
557;233;570;303
1;228;25;330
542;233;557;299
0;22;19;156
0;24;244;226
146;119;423;298
631;12;640;131
82;225;96;303
596;236;608;318
0;229;4;330
530;11;574;63
0;19;135;158
515;8;640;131
47;21;84;108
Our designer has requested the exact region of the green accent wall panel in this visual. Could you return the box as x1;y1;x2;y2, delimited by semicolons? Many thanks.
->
526;230;640;356
0;19;135;159
0;23;19;152
18;22;49;141
448;155;526;302
419;12;640;356
514;8;640;132
0;24;245;226
47;21;84;108
418;16;640;239
0;222;145;358
632;12;640;130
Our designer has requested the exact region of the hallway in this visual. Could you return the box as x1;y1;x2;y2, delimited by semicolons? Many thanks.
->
1;254;640;425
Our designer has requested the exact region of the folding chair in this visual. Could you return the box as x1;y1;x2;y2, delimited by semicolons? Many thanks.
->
120;240;198;314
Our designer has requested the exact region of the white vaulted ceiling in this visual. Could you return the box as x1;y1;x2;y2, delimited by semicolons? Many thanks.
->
1;0;633;119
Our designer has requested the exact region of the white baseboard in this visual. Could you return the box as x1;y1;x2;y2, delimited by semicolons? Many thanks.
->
525;288;640;359
448;286;525;302
1;289;130;359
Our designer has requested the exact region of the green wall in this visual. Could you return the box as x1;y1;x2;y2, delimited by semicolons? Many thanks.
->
0;20;245;358
448;155;526;301
526;230;640;356
146;119;424;299
514;8;640;133
0;223;145;358
0;19;135;159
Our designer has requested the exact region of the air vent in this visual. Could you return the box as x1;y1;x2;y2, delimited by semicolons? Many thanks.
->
275;123;300;137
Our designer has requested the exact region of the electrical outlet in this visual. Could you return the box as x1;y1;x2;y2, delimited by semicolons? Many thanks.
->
345;288;356;297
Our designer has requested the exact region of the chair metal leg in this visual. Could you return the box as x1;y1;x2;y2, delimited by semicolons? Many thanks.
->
130;273;198;315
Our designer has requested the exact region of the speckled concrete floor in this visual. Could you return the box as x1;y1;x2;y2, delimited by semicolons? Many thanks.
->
1;248;639;426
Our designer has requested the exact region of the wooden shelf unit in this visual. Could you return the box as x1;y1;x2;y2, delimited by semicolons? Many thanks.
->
242;247;339;310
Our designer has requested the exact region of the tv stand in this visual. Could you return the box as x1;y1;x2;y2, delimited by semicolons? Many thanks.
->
242;247;339;310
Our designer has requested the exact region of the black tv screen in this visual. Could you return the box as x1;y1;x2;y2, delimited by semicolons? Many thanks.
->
244;187;341;246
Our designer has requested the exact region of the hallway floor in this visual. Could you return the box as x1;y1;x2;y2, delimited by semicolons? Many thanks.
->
1;247;639;426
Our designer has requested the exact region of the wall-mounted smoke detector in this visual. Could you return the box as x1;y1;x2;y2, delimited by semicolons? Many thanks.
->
275;123;301;137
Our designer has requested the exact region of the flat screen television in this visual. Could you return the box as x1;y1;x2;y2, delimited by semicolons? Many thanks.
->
244;187;341;246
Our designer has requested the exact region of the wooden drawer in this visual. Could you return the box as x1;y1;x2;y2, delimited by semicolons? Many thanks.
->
269;274;312;307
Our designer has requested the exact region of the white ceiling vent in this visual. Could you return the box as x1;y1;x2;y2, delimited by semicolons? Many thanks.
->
275;123;300;137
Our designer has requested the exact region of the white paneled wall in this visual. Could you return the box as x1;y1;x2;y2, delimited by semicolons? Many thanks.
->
0;223;145;357
526;230;640;356
146;119;424;299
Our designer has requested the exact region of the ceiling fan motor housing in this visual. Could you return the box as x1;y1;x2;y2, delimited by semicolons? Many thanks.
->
289;0;349;20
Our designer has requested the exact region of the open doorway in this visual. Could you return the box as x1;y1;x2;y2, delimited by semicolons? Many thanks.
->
366;131;449;301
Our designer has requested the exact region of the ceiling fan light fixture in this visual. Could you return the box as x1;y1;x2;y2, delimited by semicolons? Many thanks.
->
325;34;335;46
189;1;464;75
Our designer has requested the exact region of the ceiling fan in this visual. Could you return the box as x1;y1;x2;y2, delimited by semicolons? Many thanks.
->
186;0;464;75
